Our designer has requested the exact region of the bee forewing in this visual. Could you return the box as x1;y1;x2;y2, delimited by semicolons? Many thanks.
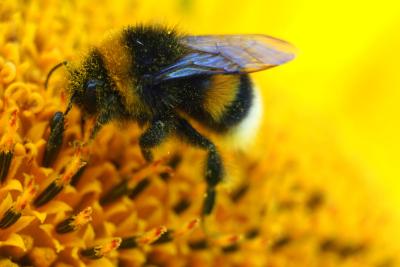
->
181;34;296;70
154;34;295;82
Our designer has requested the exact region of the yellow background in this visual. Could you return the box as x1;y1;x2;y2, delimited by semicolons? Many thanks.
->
17;0;399;220
113;0;400;218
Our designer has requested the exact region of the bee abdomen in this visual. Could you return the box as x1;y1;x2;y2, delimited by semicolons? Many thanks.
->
216;75;254;130
189;74;254;133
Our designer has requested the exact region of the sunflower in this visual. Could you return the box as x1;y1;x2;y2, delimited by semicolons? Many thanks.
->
0;0;398;266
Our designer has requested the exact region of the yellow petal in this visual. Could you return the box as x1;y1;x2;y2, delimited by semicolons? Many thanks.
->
0;179;23;194
39;200;72;214
87;257;116;267
0;193;13;215
0;258;19;267
82;224;96;243
28;209;47;223
3;215;36;235
0;233;26;251
78;179;102;195
39;224;64;252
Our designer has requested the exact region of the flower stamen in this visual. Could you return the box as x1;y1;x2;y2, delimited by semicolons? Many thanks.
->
56;207;92;234
0;174;37;228
81;238;121;259
119;226;167;249
0;109;18;183
34;151;86;206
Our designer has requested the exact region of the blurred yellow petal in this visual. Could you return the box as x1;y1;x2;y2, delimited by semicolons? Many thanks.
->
78;179;102;195
0;259;19;267
0;233;26;251
0;179;23;194
87;258;116;267
28;247;57;267
82;224;96;244
28;210;47;223
0;193;13;215
39;224;64;252
38;200;72;214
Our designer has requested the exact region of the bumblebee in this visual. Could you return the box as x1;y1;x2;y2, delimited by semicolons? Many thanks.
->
47;25;295;216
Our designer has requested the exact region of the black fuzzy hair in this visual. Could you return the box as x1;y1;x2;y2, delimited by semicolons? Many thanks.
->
122;24;188;77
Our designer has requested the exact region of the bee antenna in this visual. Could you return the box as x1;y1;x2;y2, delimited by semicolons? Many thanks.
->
64;99;73;115
44;61;68;90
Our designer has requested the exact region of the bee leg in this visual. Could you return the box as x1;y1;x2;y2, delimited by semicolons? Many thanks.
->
90;112;112;139
175;117;223;216
89;94;125;139
139;120;172;162
42;111;65;167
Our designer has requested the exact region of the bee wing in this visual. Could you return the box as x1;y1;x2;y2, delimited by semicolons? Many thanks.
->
154;34;295;82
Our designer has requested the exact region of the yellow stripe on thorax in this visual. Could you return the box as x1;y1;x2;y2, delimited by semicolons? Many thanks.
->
203;75;240;121
97;30;146;115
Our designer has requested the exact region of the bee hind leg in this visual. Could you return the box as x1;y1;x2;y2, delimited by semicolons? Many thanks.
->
139;120;173;162
175;116;223;216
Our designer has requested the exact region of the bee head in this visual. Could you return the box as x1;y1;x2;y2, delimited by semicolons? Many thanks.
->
77;78;103;114
67;49;112;116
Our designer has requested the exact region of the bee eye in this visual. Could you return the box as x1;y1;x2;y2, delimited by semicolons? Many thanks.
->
83;79;102;113
86;80;98;91
85;79;104;93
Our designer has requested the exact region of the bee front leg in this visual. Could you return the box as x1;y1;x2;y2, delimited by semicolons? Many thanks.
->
43;111;65;167
139;120;172;162
175;116;223;216
90;94;123;139
90;112;113;139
